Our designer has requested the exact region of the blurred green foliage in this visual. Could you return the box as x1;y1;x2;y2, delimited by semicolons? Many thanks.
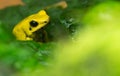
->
0;0;120;76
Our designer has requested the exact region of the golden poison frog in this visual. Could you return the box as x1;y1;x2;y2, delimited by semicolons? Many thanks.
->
12;10;49;41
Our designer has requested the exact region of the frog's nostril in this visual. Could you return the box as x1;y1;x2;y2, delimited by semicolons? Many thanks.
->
44;21;48;23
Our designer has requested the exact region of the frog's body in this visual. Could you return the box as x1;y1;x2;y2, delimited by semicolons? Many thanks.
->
13;10;49;40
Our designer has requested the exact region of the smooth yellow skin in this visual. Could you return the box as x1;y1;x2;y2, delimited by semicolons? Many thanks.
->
12;10;49;40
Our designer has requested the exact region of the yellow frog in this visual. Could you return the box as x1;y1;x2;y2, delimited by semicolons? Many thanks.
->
13;1;67;41
12;10;50;41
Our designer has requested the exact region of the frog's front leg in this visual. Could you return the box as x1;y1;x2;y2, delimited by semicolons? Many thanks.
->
22;28;33;40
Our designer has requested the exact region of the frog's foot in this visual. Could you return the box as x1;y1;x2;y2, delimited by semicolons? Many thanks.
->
26;37;33;40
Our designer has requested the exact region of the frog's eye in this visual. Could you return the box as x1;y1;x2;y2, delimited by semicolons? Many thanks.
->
30;20;38;27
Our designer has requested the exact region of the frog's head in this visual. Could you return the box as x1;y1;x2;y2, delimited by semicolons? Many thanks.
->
26;10;49;33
